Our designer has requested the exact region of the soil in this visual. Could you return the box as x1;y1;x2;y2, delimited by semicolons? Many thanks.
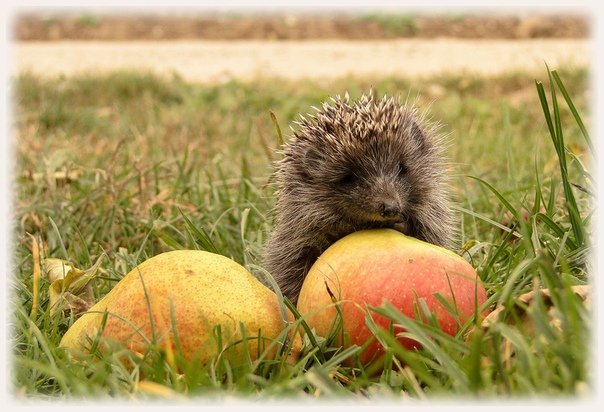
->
13;12;589;41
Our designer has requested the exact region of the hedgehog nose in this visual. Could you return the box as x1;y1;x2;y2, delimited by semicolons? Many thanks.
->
378;198;401;218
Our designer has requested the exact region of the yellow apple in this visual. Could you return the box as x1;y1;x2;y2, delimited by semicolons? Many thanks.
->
60;250;301;367
297;229;489;367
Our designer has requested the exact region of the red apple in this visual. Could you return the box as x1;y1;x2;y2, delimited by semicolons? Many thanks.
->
296;228;489;367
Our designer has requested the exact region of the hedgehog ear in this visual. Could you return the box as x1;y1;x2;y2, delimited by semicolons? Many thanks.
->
303;146;327;176
410;121;427;147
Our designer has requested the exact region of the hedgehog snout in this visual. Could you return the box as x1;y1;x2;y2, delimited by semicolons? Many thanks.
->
377;196;403;219
371;174;406;220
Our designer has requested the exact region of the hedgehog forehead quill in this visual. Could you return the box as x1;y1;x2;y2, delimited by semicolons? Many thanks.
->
312;92;432;130
286;93;444;160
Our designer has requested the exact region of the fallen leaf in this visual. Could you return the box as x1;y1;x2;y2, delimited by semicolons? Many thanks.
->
45;254;105;316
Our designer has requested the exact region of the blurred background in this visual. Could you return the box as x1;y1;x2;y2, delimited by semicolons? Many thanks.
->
11;10;590;83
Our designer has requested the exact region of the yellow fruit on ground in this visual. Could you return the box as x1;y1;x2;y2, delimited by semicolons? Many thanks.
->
60;250;301;367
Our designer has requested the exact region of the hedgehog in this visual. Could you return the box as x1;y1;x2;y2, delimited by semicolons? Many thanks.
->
262;91;454;305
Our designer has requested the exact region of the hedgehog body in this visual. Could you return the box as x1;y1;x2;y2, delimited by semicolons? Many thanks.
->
263;92;454;305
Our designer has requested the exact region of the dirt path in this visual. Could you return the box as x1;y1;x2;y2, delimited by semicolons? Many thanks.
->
12;39;591;84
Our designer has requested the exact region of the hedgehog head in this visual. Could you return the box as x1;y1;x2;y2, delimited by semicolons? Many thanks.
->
279;92;447;214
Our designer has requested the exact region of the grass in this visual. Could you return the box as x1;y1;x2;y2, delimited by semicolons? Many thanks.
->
9;65;594;402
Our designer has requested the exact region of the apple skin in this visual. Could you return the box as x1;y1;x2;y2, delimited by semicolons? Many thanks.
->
60;250;301;367
296;228;489;367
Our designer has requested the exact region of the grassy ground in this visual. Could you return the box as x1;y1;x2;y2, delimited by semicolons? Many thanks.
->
9;66;594;402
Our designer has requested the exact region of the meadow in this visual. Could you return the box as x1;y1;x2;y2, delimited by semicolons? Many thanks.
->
9;65;594;401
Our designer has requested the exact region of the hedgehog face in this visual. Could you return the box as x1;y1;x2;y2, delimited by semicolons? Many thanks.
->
288;130;430;231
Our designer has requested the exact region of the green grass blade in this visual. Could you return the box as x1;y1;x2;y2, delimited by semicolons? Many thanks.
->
535;72;586;248
551;70;594;158
179;208;220;254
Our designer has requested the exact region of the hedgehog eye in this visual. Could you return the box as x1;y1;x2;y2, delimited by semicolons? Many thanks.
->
398;162;408;177
338;173;357;186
